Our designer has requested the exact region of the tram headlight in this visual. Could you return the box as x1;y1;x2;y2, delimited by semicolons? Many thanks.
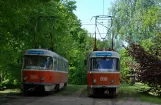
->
40;77;45;81
24;76;27;81
93;79;96;83
111;80;115;84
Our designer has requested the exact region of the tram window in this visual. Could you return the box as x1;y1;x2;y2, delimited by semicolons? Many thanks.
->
89;59;92;71
63;61;65;71
89;58;119;72
64;62;66;71
65;63;67;71
61;61;63;71
44;57;53;70
57;59;58;70
62;61;64;71
23;55;53;70
58;59;60;71
66;62;68;72
57;59;60;71
116;58;120;71
60;60;62;71
98;58;113;69
93;59;99;69
89;58;97;71
53;58;57;70
60;59;62;71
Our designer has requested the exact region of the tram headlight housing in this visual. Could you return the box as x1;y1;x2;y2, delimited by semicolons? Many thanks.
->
40;77;45;81
24;76;27;81
93;79;96;83
111;80;115;84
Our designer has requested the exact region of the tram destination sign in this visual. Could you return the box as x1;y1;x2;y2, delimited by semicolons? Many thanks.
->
28;51;44;54
96;52;112;56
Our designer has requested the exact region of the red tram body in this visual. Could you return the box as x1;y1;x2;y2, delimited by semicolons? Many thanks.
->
21;49;68;93
86;51;120;96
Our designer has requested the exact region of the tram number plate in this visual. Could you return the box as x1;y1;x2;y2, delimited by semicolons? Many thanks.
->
100;77;108;81
30;75;38;79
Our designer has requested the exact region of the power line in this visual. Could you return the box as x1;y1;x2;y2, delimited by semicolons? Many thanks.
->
103;0;104;15
81;24;110;26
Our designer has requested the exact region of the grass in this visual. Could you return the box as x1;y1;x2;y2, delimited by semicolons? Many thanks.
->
120;82;161;104
0;89;20;94
120;82;149;94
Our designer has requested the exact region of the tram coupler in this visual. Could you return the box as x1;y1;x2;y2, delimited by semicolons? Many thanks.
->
28;88;35;91
104;90;109;94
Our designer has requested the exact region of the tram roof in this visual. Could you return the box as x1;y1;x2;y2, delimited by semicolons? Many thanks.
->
24;49;68;62
88;51;120;58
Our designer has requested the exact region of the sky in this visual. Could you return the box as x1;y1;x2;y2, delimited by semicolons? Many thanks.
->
74;0;114;40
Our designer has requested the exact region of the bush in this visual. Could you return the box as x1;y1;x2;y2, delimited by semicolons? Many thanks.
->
1;79;20;89
127;43;161;96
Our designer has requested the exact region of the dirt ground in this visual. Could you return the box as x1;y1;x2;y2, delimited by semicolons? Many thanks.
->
0;88;160;105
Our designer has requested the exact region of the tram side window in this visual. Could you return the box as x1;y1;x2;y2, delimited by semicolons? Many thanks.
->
57;58;59;71
53;58;57;70
44;57;53;70
58;59;60;71
89;59;92;71
64;62;66;72
59;59;62;71
66;62;68;72
56;59;58;70
63;62;65;72
116;58;120;71
89;58;99;71
93;58;99;70
62;60;64;71
60;60;62;71
67;62;69;72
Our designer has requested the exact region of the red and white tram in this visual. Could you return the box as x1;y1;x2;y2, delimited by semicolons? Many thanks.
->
21;49;68;93
86;50;120;96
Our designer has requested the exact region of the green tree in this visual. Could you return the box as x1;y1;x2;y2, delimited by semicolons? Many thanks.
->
110;0;161;94
0;0;90;86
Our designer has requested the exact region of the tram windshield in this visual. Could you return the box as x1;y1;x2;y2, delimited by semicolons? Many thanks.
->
89;57;119;71
23;55;53;70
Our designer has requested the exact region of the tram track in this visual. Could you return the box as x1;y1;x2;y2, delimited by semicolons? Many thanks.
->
0;88;159;105
0;92;46;105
